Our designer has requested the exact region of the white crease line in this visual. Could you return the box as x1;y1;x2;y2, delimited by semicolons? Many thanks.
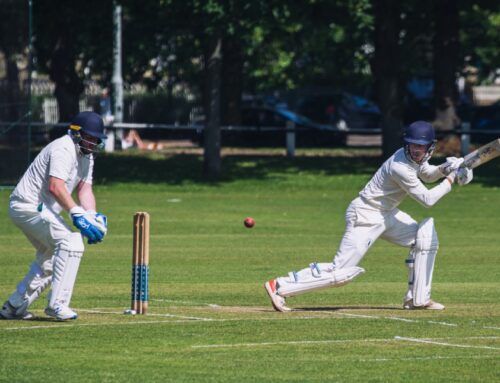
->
427;320;458;327
151;298;219;307
192;338;394;349
364;355;498;362
386;317;418;323
192;335;500;350
337;313;380;319
483;326;500;330
212;316;323;322
78;309;211;321
334;312;459;327
4;319;213;331
85;305;476;329
1;316;338;331
79;309;328;322
395;336;500;351
436;336;499;340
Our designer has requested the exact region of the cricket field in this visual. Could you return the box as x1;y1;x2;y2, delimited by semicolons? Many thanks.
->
0;148;498;382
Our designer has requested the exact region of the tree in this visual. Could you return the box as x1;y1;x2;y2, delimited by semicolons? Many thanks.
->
48;36;85;121
373;0;403;158
33;0;113;121
459;0;500;83
203;38;223;179
0;0;27;123
433;0;460;120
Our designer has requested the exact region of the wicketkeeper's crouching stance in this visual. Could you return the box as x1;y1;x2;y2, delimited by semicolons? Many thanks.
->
0;112;108;321
265;121;473;312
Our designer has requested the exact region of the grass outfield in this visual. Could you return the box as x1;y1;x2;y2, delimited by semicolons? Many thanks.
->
0;149;499;382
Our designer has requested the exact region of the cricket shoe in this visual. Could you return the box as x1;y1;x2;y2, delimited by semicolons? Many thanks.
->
403;299;445;310
264;279;291;312
45;306;78;321
0;300;33;320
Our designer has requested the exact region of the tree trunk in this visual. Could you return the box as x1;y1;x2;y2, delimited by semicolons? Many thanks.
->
49;37;84;122
203;37;222;180
5;52;22;144
433;0;460;127
221;36;243;126
6;56;20;121
373;0;403;159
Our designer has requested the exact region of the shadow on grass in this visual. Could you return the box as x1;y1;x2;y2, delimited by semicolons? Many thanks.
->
94;151;500;187
3;147;500;188
26;317;67;323
297;306;402;311
94;152;383;185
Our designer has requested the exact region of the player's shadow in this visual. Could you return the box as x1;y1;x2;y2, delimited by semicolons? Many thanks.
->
25;316;71;323
296;305;402;311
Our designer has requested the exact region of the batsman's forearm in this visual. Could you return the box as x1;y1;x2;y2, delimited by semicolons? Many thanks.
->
77;181;96;211
418;163;443;183
409;179;452;208
48;177;78;212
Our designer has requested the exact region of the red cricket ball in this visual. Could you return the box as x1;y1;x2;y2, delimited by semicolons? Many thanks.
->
244;217;255;228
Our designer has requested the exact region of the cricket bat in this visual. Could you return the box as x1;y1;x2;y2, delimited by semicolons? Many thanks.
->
462;138;500;169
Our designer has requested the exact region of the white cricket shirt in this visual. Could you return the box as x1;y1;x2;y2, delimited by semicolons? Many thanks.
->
359;148;451;211
11;135;93;214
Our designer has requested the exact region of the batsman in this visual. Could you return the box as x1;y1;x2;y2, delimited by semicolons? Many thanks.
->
0;111;108;321
265;121;474;312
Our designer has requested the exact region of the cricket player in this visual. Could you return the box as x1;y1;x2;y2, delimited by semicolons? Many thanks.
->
265;121;473;312
0;111;108;321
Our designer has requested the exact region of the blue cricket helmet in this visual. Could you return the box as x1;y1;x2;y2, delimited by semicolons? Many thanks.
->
403;121;435;145
70;111;106;139
403;121;436;164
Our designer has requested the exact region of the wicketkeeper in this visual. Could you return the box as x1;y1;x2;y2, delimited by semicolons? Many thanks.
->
265;121;473;312
0;111;108;321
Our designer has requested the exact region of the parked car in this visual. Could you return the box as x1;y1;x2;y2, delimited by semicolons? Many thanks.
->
294;91;381;132
468;100;500;143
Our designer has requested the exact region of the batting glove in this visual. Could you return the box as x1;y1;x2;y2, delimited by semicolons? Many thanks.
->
70;206;105;244
456;167;473;186
439;157;464;176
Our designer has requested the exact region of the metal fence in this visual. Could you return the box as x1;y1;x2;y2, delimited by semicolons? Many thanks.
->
1;114;499;185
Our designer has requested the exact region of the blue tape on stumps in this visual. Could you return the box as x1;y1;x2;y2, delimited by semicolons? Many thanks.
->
140;265;149;301
132;264;142;301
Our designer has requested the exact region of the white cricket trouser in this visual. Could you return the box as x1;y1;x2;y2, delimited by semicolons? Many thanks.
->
332;197;418;268
8;199;76;308
275;197;420;299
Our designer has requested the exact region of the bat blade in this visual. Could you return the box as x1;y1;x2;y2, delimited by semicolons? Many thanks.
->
462;138;500;169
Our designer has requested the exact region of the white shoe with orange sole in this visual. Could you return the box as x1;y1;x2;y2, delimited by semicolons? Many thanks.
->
264;279;291;312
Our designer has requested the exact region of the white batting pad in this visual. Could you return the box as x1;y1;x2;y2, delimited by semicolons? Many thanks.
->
49;233;84;308
404;250;416;302
277;263;365;298
9;260;53;309
412;218;439;306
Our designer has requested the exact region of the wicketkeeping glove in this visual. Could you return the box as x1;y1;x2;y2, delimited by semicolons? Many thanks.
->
86;210;108;244
87;210;107;233
439;157;464;176
70;206;105;244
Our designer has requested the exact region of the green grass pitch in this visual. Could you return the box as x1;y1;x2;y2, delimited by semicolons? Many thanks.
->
0;149;499;382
